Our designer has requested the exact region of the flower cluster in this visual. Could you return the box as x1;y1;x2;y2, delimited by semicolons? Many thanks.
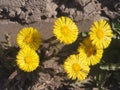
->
16;27;41;72
61;18;113;81
15;17;113;82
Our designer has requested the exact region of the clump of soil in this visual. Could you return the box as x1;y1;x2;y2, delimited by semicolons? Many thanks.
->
0;0;119;24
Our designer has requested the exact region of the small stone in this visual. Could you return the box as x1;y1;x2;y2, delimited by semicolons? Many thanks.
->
69;8;76;15
45;2;58;18
84;2;95;14
19;11;26;19
0;8;3;12
60;4;65;11
64;8;69;13
15;8;21;15
3;7;9;12
33;8;41;21
20;0;25;6
9;10;15;18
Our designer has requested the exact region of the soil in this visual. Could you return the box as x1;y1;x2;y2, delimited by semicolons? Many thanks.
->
0;0;120;90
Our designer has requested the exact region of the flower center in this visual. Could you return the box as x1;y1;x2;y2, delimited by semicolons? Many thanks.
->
61;25;70;34
86;47;96;57
25;36;33;43
96;29;104;39
24;57;31;63
72;63;81;71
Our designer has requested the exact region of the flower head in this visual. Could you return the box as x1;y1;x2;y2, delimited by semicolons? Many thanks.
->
17;27;41;50
89;19;113;49
53;16;79;44
64;54;90;81
77;37;103;66
16;48;39;72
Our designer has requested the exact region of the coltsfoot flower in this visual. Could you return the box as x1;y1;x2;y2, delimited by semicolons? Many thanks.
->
77;37;103;66
64;54;90;81
16;47;40;72
17;27;41;50
53;16;79;44
89;19;113;49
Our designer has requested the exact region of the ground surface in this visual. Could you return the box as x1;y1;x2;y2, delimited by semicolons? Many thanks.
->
0;0;120;90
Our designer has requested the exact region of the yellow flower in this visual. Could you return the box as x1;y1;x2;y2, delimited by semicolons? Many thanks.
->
16;48;39;72
17;27;41;50
77;37;103;66
53;16;79;44
89;19;113;49
64;54;90;81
